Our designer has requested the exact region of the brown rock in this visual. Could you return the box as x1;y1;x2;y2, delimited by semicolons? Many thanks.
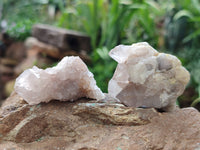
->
0;32;13;47
5;42;26;62
0;93;200;150
25;37;62;59
0;64;15;84
0;58;17;67
0;64;13;75
14;48;54;76
73;103;158;126
0;74;3;101
0;58;17;87
32;24;91;52
25;37;91;61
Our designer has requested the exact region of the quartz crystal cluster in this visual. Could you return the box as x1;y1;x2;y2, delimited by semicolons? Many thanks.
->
108;42;190;111
14;56;105;105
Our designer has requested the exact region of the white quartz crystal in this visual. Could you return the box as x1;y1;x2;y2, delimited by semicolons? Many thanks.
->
108;42;190;111
14;56;105;105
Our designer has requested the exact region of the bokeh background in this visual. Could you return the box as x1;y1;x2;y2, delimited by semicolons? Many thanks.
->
0;0;200;110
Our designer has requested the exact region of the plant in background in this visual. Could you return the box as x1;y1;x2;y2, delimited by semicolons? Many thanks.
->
166;0;200;108
58;0;154;50
0;0;39;40
125;0;167;48
96;0;140;50
176;47;200;108
89;47;116;92
164;0;200;51
173;0;200;46
6;20;35;41
0;0;58;40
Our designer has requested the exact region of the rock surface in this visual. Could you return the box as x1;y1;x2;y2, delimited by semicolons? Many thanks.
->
5;42;26;62
25;37;62;59
24;37;91;61
32;24;91;52
108;42;190;111
0;93;200;150
0;74;3;101
14;56;104;105
0;59;16;89
14;48;55;76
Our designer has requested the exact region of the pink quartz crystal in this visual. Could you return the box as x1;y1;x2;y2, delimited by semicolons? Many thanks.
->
108;42;190;111
14;56;105;105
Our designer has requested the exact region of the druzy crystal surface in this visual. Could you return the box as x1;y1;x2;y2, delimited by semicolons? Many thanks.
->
14;56;105;105
108;42;190;111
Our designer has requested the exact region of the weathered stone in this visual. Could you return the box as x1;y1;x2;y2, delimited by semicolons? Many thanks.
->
14;48;54;76
0;58;17;88
5;42;26;62
0;32;13;47
0;73;3;101
0;64;13;75
0;93;200;150
14;56;104;105
73;102;158;125
0;33;12;57
0;64;15;84
108;42;190;111
0;58;17;67
25;37;62;59
32;24;91;52
24;37;91;61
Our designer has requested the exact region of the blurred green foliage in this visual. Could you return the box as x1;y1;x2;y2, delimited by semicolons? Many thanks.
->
169;0;200;108
0;0;64;40
6;20;34;41
89;47;117;92
0;0;47;40
58;0;166;49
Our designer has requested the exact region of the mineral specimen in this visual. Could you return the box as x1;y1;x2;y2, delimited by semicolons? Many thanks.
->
108;42;190;111
14;56;105;105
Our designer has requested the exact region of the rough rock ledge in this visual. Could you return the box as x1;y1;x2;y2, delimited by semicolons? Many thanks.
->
0;92;200;150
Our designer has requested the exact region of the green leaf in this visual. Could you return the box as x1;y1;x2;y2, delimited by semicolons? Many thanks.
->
192;0;200;14
129;4;146;9
145;0;160;11
173;10;193;21
183;29;200;43
96;47;110;60
190;16;200;22
191;97;200;107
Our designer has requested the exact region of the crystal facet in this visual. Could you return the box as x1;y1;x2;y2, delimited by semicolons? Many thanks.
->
108;42;190;111
14;56;105;105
